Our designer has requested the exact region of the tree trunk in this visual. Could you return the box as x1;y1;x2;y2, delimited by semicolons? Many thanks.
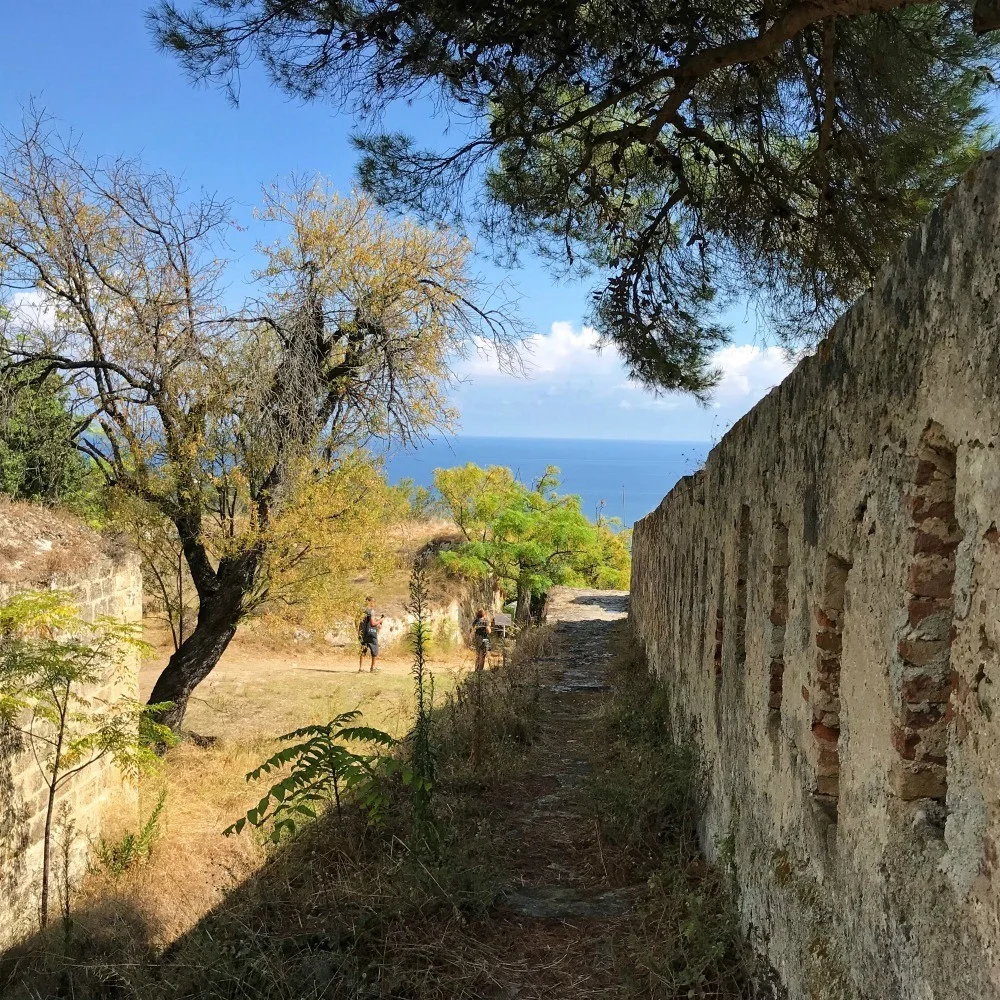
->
39;776;57;929
514;580;533;626
147;591;243;730
40;693;68;929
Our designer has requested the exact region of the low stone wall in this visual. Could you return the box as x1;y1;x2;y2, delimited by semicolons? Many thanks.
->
321;582;497;654
631;152;1000;998
379;599;471;651
0;521;141;951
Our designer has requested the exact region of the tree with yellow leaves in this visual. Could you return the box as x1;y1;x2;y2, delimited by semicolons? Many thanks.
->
0;115;520;729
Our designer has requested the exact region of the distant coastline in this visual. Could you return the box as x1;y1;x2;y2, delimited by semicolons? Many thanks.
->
382;435;710;527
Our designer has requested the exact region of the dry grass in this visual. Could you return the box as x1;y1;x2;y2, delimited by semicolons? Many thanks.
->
1;621;545;1000
591;621;761;998
437;623;553;778
1;616;765;1000
0;498;109;586
369;518;466;617
32;525;478;962
36;630;472;956
141;622;472;738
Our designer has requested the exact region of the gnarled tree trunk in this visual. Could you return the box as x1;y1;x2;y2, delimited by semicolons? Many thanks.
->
147;539;261;730
146;588;245;730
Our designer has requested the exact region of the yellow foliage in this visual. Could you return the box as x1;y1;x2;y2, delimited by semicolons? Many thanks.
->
0;119;521;723
255;454;408;629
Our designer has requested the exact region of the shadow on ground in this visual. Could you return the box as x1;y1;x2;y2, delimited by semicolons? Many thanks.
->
563;592;629;614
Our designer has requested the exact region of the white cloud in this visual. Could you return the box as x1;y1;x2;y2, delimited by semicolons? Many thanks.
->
522;321;611;375
5;289;57;334
463;321;798;396
460;321;615;381
618;396;682;412
453;321;801;440
612;343;797;414
709;344;799;406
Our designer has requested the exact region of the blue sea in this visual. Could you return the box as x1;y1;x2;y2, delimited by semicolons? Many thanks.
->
384;436;709;527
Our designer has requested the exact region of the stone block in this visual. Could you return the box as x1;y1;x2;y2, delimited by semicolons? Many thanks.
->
816;774;840;798
0;545;140;952
812;721;840;748
891;761;947;801
907;556;956;599
899;702;947;729
628;154;1000;994
899;670;952;705
897;639;951;669
913;530;960;557
891;724;921;760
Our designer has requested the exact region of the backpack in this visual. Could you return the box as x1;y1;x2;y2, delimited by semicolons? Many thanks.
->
359;610;378;642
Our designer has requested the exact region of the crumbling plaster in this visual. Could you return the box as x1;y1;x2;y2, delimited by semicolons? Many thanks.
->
631;153;1000;998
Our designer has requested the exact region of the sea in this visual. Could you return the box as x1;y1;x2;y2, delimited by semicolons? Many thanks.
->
383;436;710;527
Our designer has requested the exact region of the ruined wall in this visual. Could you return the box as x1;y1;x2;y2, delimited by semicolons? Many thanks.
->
0;506;142;950
630;152;1000;999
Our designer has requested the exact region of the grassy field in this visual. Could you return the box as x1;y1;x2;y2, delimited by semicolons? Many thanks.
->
90;628;472;948
44;517;472;950
3;608;762;1000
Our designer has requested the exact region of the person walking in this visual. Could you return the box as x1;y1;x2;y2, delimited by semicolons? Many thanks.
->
470;607;492;672
358;596;383;673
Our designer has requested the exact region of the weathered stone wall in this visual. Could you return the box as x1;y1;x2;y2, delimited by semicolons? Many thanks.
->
630;152;1000;999
0;520;141;951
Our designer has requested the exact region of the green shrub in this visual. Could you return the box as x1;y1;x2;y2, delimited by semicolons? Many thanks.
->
0;367;102;518
93;791;167;876
224;711;400;842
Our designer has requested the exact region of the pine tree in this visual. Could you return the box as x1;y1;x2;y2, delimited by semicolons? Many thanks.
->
151;0;1000;388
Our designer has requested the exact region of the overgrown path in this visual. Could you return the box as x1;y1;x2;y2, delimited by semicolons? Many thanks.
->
478;586;634;998
6;585;755;1000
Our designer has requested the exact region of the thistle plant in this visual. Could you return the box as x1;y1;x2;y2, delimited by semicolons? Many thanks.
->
406;560;437;835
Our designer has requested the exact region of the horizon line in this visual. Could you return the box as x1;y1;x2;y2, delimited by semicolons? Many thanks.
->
404;433;715;445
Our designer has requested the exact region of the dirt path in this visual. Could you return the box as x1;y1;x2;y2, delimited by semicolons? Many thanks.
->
475;586;634;999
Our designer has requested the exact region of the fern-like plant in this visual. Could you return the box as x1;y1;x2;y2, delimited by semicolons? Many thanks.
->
224;710;399;843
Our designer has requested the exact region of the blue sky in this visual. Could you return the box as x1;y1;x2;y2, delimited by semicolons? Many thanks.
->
0;2;795;441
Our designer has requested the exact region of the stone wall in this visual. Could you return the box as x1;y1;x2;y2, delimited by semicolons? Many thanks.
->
320;578;499;654
630;152;1000;998
0;511;141;951
378;599;466;650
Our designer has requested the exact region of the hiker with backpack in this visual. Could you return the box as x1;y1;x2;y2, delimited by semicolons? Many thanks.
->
470;607;492;672
358;596;383;673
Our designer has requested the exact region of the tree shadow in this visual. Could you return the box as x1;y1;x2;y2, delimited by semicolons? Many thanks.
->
0;878;157;998
0;612;533;998
568;593;629;614
0;727;32;963
0;795;478;1000
0;810;372;999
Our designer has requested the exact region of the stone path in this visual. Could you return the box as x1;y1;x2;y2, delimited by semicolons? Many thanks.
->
479;587;634;998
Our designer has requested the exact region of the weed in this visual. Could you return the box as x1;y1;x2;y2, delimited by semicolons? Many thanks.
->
1;606;553;999
621;860;756;998
593;621;759;999
3;603;760;1000
224;711;400;841
438;622;549;778
406;559;437;842
92;790;167;876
